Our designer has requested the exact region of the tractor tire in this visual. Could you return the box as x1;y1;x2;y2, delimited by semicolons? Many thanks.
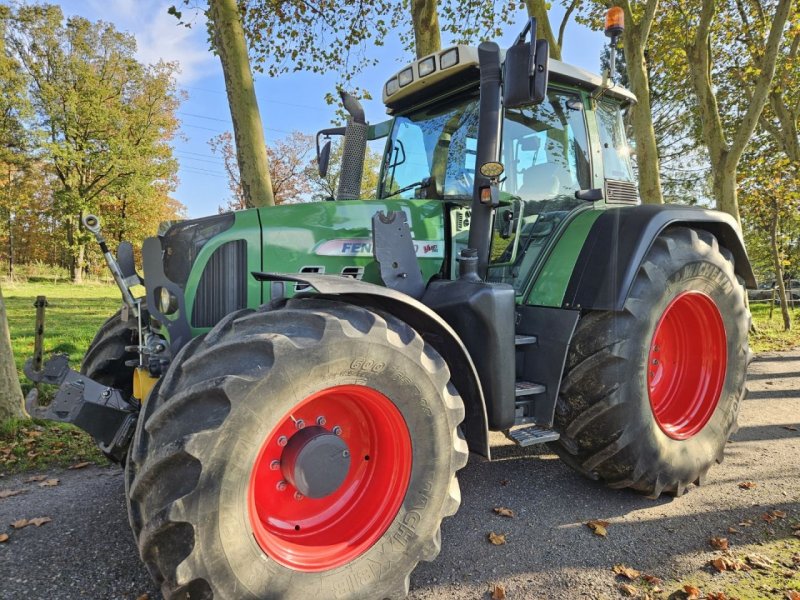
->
553;227;751;497
81;308;142;400
125;298;468;600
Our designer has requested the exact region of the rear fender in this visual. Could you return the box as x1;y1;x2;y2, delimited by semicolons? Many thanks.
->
563;205;756;311
254;272;491;459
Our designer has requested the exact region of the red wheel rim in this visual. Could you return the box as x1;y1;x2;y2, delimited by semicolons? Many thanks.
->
248;385;412;572
647;291;727;440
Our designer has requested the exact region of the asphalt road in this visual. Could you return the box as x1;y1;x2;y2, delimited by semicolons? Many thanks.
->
0;350;798;600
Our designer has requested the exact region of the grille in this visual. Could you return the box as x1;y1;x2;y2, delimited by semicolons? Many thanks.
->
191;240;247;328
605;179;639;204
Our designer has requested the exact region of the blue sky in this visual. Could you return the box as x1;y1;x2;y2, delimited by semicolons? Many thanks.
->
54;1;605;218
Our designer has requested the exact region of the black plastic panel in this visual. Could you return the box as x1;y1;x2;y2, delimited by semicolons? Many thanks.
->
423;279;516;430
162;213;235;287
192;240;247;328
564;205;756;312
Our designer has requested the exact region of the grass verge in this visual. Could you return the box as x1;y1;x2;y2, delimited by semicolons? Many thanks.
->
0;418;105;474
750;302;800;353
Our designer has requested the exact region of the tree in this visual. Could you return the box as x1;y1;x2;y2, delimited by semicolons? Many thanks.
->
682;0;794;224
0;282;24;422
6;5;182;282
306;141;382;202
522;0;566;60
411;0;441;58
206;0;274;208
210;130;316;209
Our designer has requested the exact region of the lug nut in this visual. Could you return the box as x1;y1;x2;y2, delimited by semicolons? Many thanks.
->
316;416;326;426
294;491;304;501
277;435;288;447
295;419;305;430
276;480;287;491
332;426;342;436
342;450;350;458
270;460;280;471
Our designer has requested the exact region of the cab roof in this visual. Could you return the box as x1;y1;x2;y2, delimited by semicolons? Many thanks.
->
382;45;637;114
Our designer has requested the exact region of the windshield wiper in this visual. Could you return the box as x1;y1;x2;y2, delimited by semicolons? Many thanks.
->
383;177;432;199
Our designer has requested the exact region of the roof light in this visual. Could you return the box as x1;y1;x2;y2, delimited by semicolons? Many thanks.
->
605;7;624;38
440;47;459;69
385;77;399;96
418;56;436;78
398;67;414;87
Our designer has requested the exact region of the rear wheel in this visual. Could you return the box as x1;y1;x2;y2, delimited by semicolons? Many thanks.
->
554;227;751;497
125;298;467;599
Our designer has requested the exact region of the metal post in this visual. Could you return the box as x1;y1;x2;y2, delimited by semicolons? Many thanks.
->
32;295;48;374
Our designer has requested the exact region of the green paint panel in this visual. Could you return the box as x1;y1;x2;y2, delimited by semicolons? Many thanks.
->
527;210;602;307
256;199;445;302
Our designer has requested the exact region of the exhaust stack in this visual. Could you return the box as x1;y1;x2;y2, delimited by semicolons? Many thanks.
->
336;92;368;201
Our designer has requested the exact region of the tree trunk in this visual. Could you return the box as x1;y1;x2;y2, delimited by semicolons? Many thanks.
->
623;29;663;204
208;0;274;208
71;243;85;284
410;0;441;58
0;282;24;422
523;0;562;60
711;161;741;228
769;203;791;331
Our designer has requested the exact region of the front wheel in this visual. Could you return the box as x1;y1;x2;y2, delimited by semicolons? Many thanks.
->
125;298;467;599
554;227;751;497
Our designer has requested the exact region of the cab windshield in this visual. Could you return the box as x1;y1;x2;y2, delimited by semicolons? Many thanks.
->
380;91;592;292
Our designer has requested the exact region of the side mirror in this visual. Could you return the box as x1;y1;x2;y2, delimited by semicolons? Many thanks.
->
504;18;550;109
315;126;346;178
318;139;331;178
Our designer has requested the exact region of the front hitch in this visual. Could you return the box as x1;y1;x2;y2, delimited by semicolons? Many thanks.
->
24;355;138;462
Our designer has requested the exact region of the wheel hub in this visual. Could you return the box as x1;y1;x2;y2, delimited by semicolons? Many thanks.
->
281;426;351;498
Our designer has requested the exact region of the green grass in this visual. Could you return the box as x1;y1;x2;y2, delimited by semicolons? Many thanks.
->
3;280;123;396
750;302;800;353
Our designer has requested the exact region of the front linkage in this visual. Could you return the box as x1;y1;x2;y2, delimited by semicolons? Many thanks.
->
25;213;149;462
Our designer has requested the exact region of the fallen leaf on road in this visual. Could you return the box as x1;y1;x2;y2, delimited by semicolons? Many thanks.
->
612;564;641;580
24;475;46;483
709;536;729;550
763;512;778;523
490;583;506;600
642;574;662;585
618;583;638;597
738;519;754;527
683;584;701;599
493;507;514;518
38;479;59;488
0;489;24;499
707;592;729;600
738;481;757;490
28;517;51;527
586;520;609;537
785;592;800;600
727;526;740;534
771;510;787;519
0;533;8;543
11;519;29;529
499;479;509;486
745;553;774;569
135;595;149;600
487;532;506;545
68;461;90;470
710;557;749;572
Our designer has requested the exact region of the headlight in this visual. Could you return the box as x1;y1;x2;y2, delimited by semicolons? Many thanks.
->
418;56;436;77
440;47;459;69
398;67;414;87
385;77;399;96
158;287;179;315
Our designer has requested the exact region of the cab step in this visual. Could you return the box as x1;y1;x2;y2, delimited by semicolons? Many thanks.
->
515;380;546;396
515;334;538;346
506;425;560;447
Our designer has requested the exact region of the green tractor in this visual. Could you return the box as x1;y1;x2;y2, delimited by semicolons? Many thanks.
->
26;15;752;600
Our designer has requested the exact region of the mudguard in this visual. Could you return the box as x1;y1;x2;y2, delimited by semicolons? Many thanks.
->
563;205;757;312
253;272;491;459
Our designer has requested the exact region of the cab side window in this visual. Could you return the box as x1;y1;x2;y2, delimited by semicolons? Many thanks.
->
596;101;635;182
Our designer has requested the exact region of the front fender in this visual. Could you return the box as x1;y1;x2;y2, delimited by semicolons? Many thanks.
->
563;205;756;312
253;272;491;459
